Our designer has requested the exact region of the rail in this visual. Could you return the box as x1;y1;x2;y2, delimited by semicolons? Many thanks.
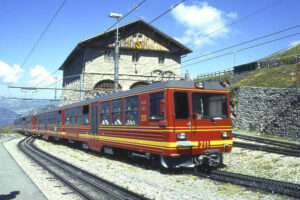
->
233;132;300;150
197;170;300;198
18;137;148;200
233;141;300;157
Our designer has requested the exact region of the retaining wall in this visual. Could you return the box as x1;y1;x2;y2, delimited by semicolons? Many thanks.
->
232;86;300;139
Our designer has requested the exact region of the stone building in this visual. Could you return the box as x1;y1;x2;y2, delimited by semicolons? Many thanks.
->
59;19;192;105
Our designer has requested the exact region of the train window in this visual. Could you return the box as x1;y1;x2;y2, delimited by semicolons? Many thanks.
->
83;105;89;125
150;92;164;120
174;92;189;120
58;110;62;125
125;96;139;126
52;112;55;125
112;99;123;126
51;112;54;125
76;107;82;125
65;109;70;125
49;113;52;124
44;113;47;129
192;93;228;120
47;113;51;124
50;112;53;125
100;102;110;125
70;108;76;125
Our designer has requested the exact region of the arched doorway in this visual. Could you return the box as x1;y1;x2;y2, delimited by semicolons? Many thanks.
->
130;81;149;89
94;80;122;92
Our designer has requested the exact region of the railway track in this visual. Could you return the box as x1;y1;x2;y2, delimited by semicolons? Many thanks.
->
233;141;300;157
233;133;300;157
18;136;300;199
194;169;300;199
233;132;300;150
18;137;148;200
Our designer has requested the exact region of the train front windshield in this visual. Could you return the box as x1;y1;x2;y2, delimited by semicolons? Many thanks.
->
192;93;228;120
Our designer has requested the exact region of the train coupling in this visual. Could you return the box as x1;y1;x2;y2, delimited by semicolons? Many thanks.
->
194;149;223;168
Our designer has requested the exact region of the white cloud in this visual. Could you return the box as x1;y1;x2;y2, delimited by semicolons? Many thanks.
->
172;2;237;48
290;40;300;47
227;12;238;19
0;60;24;83
29;65;58;86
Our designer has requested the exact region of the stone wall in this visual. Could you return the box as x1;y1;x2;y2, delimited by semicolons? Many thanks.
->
232;86;300;139
61;47;181;105
84;47;181;91
231;71;251;84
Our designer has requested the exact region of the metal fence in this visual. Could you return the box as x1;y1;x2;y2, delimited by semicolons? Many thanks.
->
196;68;233;79
196;56;298;80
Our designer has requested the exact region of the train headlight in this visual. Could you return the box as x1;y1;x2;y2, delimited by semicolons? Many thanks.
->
222;131;230;138
177;132;187;140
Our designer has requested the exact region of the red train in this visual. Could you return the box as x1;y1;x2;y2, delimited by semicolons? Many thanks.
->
14;80;233;168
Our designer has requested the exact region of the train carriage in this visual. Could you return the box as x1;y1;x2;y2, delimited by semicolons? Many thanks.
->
18;80;233;168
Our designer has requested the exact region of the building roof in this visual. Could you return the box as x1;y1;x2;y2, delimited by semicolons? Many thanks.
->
59;19;193;70
42;80;226;114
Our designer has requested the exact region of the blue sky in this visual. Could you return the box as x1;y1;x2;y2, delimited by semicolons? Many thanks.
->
0;0;299;99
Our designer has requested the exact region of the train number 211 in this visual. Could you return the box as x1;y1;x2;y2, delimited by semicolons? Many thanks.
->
199;141;210;148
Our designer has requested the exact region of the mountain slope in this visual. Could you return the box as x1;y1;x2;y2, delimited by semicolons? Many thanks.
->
0;108;18;125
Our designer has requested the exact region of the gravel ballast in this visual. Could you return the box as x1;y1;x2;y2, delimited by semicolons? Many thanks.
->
223;144;300;184
28;138;296;200
4;138;83;200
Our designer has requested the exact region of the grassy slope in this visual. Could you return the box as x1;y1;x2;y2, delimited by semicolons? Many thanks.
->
228;64;298;90
195;44;300;90
267;44;300;60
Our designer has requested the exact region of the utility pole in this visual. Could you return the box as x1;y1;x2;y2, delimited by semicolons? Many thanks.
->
109;12;122;93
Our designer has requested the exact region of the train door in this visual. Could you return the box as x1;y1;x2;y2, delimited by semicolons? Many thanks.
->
90;103;99;150
173;91;193;144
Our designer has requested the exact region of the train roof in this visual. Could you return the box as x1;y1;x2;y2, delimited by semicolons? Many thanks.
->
40;80;226;114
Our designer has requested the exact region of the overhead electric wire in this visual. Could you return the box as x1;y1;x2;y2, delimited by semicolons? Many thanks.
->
148;0;186;24
29;0;177;92
137;25;299;77
105;0;146;32
33;0;146;89
197;53;299;79
135;0;290;77
14;0;147;99
34;69;59;87
182;0;285;48
20;0;68;69
181;32;299;69
182;25;300;64
138;32;299;77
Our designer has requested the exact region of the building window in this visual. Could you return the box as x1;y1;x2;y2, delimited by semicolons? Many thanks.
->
149;92;164;120
125;96;139;126
158;53;165;64
112;99;123;126
100;101;110;125
94;80;121;92
132;52;140;62
104;50;114;61
130;82;149;89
